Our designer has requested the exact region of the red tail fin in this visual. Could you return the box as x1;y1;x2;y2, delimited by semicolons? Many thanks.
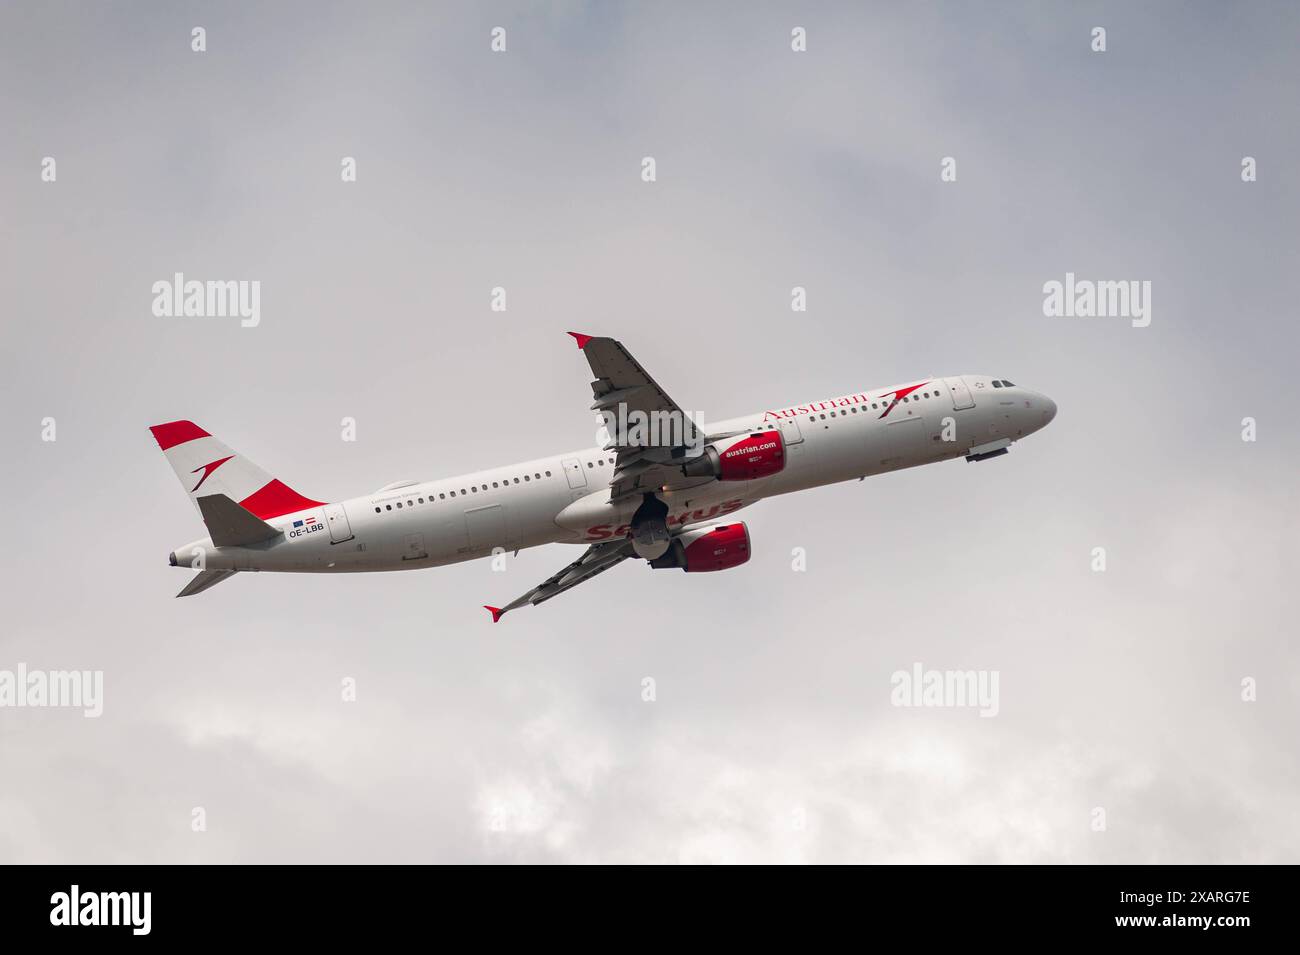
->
149;420;323;519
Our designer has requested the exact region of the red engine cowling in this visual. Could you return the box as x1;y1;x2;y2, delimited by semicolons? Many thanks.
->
650;522;751;572
683;430;785;482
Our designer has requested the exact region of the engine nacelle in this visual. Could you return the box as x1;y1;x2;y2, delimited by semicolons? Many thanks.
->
649;522;751;573
682;430;785;482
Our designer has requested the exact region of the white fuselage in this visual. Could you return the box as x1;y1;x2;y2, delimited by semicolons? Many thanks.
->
170;375;1056;574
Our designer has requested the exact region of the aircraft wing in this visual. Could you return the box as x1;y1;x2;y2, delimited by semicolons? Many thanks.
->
484;538;635;622
568;332;707;502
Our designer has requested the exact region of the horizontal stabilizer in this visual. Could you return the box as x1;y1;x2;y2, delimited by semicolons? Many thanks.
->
176;569;238;598
197;494;282;548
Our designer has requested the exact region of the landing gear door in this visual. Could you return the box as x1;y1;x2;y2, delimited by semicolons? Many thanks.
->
324;502;354;544
945;377;975;410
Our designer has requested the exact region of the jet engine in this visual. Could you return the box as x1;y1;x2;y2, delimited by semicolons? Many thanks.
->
649;522;751;572
682;430;785;482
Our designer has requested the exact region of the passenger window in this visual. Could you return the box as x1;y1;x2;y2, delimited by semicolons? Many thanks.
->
439;493;446;499
396;502;402;508
545;470;552;477
418;498;424;504
386;505;392;511
374;507;381;513
524;475;530;481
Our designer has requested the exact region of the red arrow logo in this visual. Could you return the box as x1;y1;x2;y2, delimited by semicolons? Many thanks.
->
190;455;234;492
878;382;930;419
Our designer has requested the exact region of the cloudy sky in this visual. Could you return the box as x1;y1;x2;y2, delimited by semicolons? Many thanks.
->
2;1;1297;863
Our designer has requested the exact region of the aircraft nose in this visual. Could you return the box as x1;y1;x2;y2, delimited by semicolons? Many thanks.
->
1039;394;1057;426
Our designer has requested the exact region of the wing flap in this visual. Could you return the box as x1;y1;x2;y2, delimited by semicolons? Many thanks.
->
569;333;706;501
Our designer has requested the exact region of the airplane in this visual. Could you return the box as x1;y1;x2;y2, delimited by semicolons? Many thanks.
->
152;333;1057;619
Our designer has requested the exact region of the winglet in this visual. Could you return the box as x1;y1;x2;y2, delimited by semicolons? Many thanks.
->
567;331;594;350
149;420;210;451
484;605;505;624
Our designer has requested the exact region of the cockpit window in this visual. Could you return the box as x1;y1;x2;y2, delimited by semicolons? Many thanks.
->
1001;379;1015;387
992;380;1002;388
